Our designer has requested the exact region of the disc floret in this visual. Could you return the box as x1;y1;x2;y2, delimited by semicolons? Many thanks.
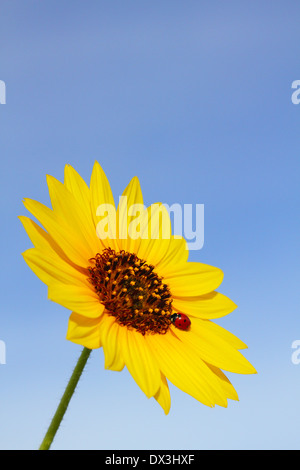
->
88;248;173;335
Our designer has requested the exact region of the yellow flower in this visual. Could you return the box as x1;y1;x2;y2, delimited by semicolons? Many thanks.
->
20;161;256;414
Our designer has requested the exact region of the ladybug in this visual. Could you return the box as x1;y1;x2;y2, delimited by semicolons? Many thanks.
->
170;313;191;330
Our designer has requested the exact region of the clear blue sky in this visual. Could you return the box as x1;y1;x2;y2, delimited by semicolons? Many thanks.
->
1;0;300;450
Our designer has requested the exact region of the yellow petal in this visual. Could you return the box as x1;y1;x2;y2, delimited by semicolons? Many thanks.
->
19;215;59;251
196;319;249;350
172;291;237;320
66;312;103;349
164;262;224;297
48;284;104;318
90;161;115;208
90;161;118;251
22;247;88;287
153;373;171;415
23;198;92;267
116;176;144;253
207;364;239;401
118;326;161;398
19;216;82;271
156;235;189;273
173;318;256;374
137;203;172;267
64;164;92;223
146;330;228;408
100;314;125;371
47;175;100;256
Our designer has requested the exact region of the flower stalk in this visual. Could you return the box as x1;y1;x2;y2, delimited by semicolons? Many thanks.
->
39;347;92;450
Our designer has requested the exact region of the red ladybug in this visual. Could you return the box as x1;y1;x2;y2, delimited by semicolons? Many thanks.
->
171;313;191;330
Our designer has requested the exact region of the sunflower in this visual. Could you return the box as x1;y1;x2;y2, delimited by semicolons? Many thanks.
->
20;161;256;415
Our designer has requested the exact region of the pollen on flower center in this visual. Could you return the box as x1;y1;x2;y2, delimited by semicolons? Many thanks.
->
87;248;173;335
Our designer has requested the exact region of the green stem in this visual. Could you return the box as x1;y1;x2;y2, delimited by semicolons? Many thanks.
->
39;347;92;450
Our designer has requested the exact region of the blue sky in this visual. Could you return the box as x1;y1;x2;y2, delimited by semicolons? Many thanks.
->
1;1;300;450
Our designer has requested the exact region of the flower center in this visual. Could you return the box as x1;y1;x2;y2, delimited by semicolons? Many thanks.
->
87;248;173;335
